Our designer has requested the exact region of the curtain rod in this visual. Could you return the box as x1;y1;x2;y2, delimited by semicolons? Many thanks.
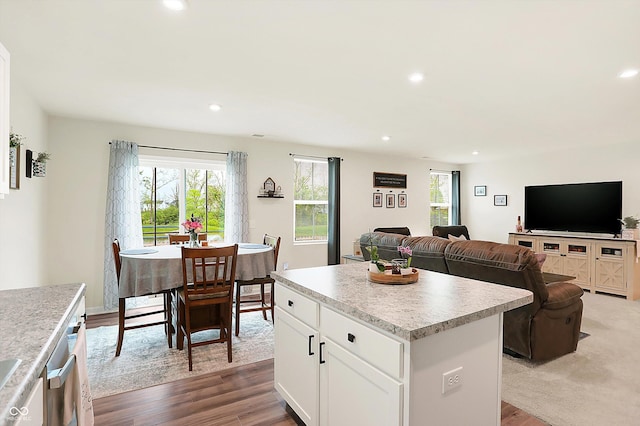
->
289;153;343;161
109;142;227;156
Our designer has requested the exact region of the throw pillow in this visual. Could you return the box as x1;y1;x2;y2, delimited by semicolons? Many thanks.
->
534;253;547;267
448;234;468;241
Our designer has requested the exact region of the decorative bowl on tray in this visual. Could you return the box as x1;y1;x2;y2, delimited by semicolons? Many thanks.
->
366;268;419;285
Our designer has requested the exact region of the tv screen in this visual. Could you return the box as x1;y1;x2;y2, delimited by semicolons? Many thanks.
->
524;181;622;235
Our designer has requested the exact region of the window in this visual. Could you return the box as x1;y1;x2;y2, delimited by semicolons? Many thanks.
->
294;158;328;242
430;171;452;226
139;156;226;246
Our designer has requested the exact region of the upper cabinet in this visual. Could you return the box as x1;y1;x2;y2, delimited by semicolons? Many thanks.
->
0;41;10;197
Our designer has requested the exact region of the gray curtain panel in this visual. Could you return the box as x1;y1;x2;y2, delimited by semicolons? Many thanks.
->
103;140;143;310
224;151;249;244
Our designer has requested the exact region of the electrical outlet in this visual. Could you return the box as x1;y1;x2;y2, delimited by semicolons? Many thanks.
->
283;262;289;270
442;366;463;394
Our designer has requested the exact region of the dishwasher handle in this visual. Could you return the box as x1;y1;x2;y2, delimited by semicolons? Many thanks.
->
47;354;76;390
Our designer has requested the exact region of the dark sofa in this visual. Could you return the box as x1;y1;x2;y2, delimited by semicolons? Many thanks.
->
359;231;584;361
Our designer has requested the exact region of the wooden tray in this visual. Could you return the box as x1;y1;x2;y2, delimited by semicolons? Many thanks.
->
367;268;419;285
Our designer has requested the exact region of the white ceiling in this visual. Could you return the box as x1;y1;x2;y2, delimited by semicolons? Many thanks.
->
0;0;638;164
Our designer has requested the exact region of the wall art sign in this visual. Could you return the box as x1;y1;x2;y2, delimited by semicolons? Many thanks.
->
373;172;407;189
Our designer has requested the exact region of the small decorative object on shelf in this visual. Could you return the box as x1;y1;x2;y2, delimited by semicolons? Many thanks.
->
516;215;523;233
258;178;284;198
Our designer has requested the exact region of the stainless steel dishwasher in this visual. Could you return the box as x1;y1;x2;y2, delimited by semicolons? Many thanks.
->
44;322;88;426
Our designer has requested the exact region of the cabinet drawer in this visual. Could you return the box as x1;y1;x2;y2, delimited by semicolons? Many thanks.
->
275;283;319;328
320;306;403;379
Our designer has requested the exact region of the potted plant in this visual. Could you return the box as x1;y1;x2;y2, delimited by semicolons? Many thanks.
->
620;216;639;240
33;152;51;177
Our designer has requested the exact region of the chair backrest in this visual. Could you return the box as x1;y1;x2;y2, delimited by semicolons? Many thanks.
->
112;238;121;283
181;245;238;297
373;227;411;236
169;233;208;244
432;225;470;240
263;234;281;269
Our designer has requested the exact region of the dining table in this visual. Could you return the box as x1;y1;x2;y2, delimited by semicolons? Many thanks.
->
118;242;275;298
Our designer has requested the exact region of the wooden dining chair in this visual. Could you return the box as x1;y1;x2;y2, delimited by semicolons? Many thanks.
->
177;245;238;371
168;233;208;245
234;234;281;336
112;238;173;356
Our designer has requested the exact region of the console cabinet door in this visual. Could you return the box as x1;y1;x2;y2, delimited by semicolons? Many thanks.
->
594;243;627;293
319;337;402;426
274;307;319;426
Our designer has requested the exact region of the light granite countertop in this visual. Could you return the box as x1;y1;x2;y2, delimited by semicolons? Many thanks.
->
0;283;85;425
272;263;532;341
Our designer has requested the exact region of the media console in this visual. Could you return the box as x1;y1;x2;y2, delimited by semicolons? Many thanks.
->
509;233;640;300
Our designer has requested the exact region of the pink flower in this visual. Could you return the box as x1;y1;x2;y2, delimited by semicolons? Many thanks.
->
182;215;203;232
397;246;412;257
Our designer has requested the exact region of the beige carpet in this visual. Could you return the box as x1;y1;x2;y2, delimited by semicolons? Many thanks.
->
87;311;274;399
502;291;640;426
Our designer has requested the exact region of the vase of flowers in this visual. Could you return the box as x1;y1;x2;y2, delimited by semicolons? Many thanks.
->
181;214;203;247
397;246;413;274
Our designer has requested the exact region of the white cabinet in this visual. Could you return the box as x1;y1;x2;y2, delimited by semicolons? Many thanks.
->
274;307;318;426
0;41;10;197
274;283;403;426
319;338;402;426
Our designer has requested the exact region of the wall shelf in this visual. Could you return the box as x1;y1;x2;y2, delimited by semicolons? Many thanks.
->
257;195;284;199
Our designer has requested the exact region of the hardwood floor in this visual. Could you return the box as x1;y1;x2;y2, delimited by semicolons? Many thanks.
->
89;311;548;426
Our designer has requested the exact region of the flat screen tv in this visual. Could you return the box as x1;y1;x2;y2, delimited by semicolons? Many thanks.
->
524;181;622;235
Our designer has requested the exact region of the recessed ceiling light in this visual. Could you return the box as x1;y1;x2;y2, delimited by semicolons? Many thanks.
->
381;135;391;141
209;104;222;112
619;69;638;79
163;0;187;11
408;72;424;83
472;151;479;155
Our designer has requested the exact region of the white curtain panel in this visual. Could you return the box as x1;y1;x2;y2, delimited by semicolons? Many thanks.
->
224;151;249;244
103;140;143;310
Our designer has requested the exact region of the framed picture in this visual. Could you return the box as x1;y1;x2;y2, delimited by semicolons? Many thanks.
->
398;193;407;208
9;146;20;189
494;195;507;206
373;192;383;207
386;193;395;208
474;185;486;196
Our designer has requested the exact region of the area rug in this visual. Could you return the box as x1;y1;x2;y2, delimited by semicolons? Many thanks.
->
502;291;640;426
87;311;274;399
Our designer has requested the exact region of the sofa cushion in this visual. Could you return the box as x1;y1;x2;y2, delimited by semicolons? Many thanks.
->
401;236;451;273
448;234;468;241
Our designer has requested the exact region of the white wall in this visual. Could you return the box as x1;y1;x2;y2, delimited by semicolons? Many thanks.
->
45;116;457;310
0;79;48;289
460;142;640;243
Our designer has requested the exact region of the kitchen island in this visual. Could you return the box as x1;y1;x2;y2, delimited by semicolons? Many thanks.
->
271;263;532;426
0;283;85;425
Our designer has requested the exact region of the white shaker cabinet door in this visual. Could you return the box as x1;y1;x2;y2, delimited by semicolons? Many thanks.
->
274;306;319;426
319;337;402;426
